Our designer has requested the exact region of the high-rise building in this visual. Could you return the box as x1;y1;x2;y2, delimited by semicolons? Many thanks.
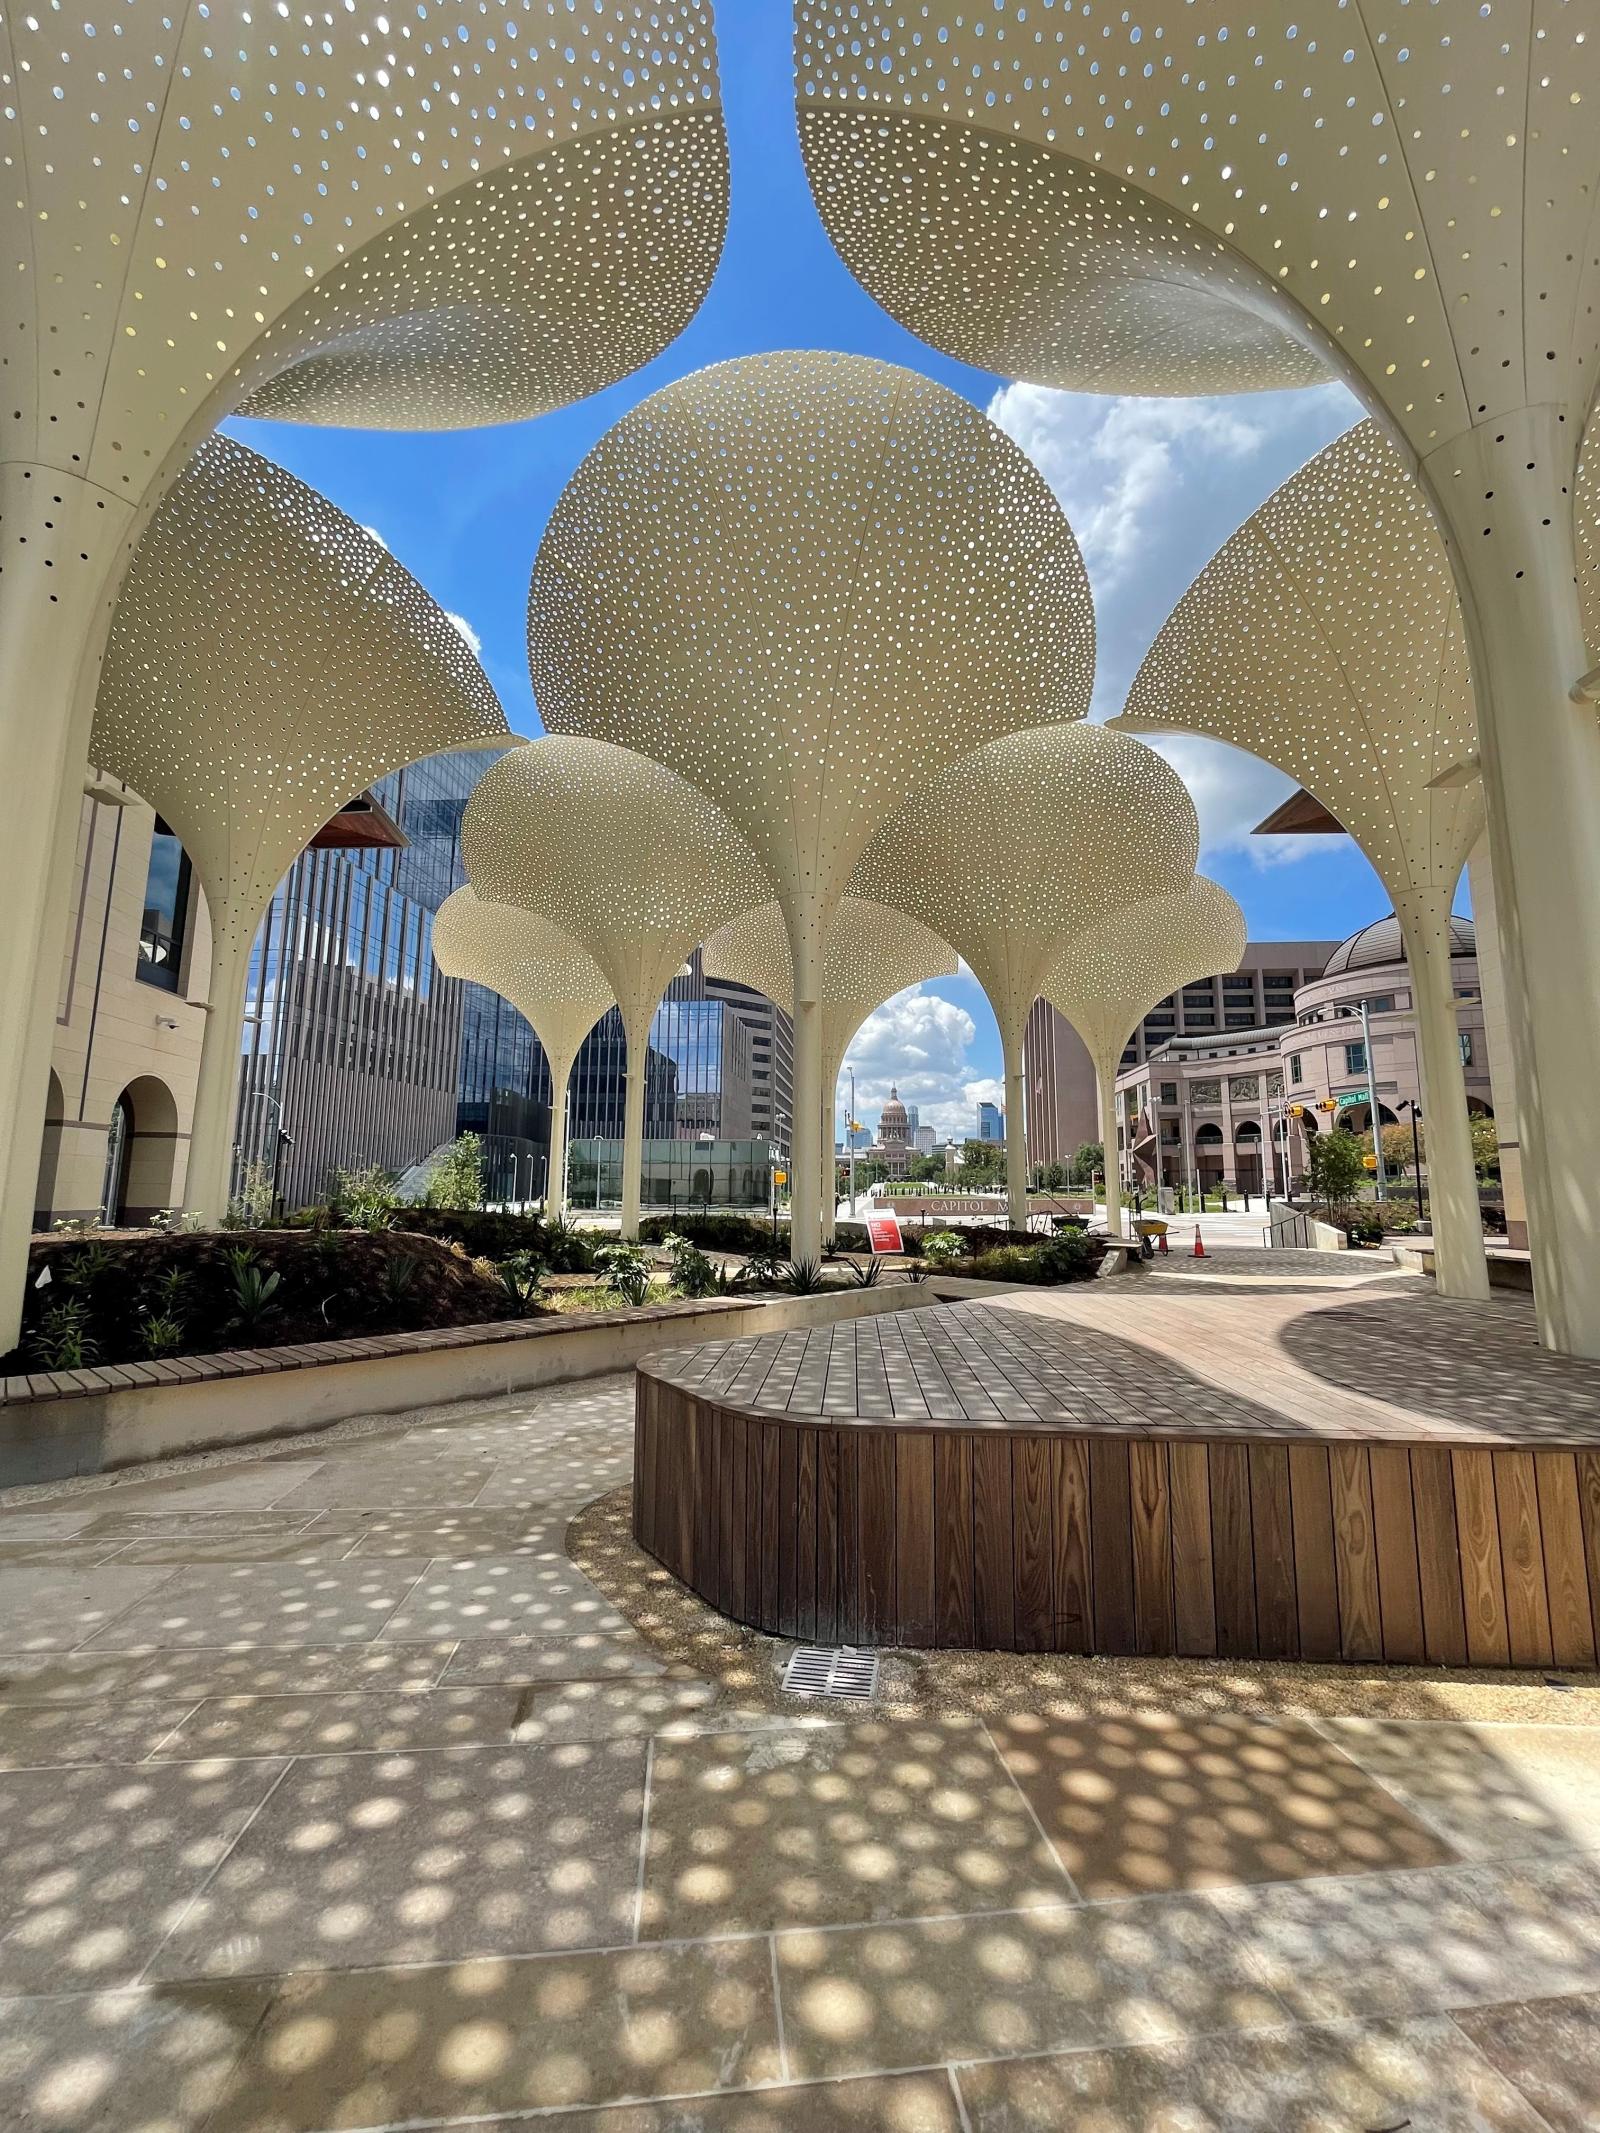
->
904;1102;920;1132
977;1099;1004;1144
233;753;482;1209
1024;938;1341;1167
705;975;792;1156
913;1123;936;1154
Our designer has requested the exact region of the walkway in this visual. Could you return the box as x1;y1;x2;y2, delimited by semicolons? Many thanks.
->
0;1260;1597;2128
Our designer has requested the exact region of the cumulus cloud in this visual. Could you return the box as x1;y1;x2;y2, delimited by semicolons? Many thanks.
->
987;377;1359;867
445;610;483;657
832;984;1004;1141
359;524;390;552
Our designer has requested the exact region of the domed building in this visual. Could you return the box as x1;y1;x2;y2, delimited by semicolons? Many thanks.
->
864;1084;915;1178
1113;913;1495;1210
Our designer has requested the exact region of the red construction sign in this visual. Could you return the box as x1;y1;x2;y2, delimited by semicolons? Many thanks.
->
864;1206;905;1254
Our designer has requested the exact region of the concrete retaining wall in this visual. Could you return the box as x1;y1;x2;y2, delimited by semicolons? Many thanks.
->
0;1283;951;1488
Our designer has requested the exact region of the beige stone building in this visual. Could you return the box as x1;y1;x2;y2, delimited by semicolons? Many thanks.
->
34;778;212;1227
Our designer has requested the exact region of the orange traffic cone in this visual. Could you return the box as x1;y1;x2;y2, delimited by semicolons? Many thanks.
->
1193;1228;1206;1258
1158;1232;1169;1256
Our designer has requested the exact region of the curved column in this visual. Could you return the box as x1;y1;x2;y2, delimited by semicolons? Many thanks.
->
620;1011;652;1242
0;472;136;1348
546;1056;573;1222
1096;1059;1125;1241
1426;410;1600;1352
185;940;253;1225
1398;912;1490;1302
1000;1014;1029;1232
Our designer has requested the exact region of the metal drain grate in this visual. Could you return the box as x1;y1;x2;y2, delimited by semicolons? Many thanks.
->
781;1645;880;1701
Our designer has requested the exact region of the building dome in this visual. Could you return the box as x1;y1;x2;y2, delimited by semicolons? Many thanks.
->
878;1085;911;1147
1322;913;1475;978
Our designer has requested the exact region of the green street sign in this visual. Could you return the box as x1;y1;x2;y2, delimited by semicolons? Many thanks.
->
1335;1089;1368;1109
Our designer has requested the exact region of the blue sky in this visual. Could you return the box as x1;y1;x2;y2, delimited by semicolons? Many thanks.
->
231;0;1402;1142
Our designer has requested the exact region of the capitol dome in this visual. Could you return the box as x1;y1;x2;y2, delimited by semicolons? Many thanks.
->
1322;913;1475;979
878;1085;911;1147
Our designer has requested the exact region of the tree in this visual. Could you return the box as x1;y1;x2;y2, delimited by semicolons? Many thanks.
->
422;1133;485;1212
1067;1141;1104;1189
1470;1114;1500;1180
960;1140;1004;1185
1307;1130;1366;1206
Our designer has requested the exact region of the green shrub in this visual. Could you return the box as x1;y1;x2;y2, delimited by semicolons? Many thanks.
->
661;1232;719;1299
332;1164;399;1232
965;1231;1103;1286
388;1206;595;1272
920;1230;966;1267
495;1250;545;1317
783;1256;826;1295
417;1132;485;1212
223;1158;275;1230
29;1298;98;1370
639;1213;775;1254
595;1242;652;1308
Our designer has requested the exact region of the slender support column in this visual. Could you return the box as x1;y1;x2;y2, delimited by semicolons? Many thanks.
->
1467;843;1527;1251
1425;408;1600;1351
0;468;136;1350
620;1012;650;1241
546;1056;572;1221
1001;1017;1028;1233
1097;1060;1125;1240
185;941;253;1225
1398;912;1489;1301
819;1056;840;1250
788;927;824;1269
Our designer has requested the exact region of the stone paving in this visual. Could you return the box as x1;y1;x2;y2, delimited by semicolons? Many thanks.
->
0;1267;1597;2128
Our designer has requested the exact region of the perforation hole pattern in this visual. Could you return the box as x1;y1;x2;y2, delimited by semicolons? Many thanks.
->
3;1;727;480
1044;876;1248;1076
528;349;1095;969
702;892;959;1075
1121;418;1484;955
459;734;771;1038
91;434;508;963
848;722;1198;1044
794;1;1600;452
432;885;614;1078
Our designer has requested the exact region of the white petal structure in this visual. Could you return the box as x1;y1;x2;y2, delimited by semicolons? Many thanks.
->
793;0;1600;1353
460;737;770;1237
1116;421;1488;1298
1;0;728;1345
530;348;1094;1262
91;437;511;1221
1043;879;1248;1228
849;724;1198;1234
432;889;614;1219
702;896;959;1239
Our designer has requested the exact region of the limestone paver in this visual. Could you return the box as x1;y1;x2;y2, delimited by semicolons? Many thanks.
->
1454;1990;1600;2133
0;1565;183;1654
149;1687;525;1761
776;1894;1288;2078
122;1641;457;1700
147;1738;649;1979
954;2012;1554;2130
1322;1718;1600;1859
0;1652;164;1704
0;1696;203;1771
987;1710;1455;1898
639;1721;1072;1941
438;1630;668;1685
197;1937;783;2130
80;1560;432;1650
0;1979;272;2133
0;1755;288;1994
375;1556;629;1641
268;1459;496;1512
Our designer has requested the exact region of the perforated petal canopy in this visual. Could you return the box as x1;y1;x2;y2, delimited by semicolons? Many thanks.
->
1043;879;1248;1082
432;888;613;1081
92;435;511;970
703;895;959;1084
459;736;770;1046
849;724;1199;1041
5;1;729;478
529;350;1094;959
1117;421;1484;952
794;1;1599;449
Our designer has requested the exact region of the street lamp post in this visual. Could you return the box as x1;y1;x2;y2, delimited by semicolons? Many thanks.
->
1398;1100;1427;1231
846;1063;858;1220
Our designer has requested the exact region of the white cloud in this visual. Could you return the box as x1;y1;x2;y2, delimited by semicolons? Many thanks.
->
1142;732;1350;868
445;610;483;657
359;523;390;552
986;377;1357;721
834;984;1003;1140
